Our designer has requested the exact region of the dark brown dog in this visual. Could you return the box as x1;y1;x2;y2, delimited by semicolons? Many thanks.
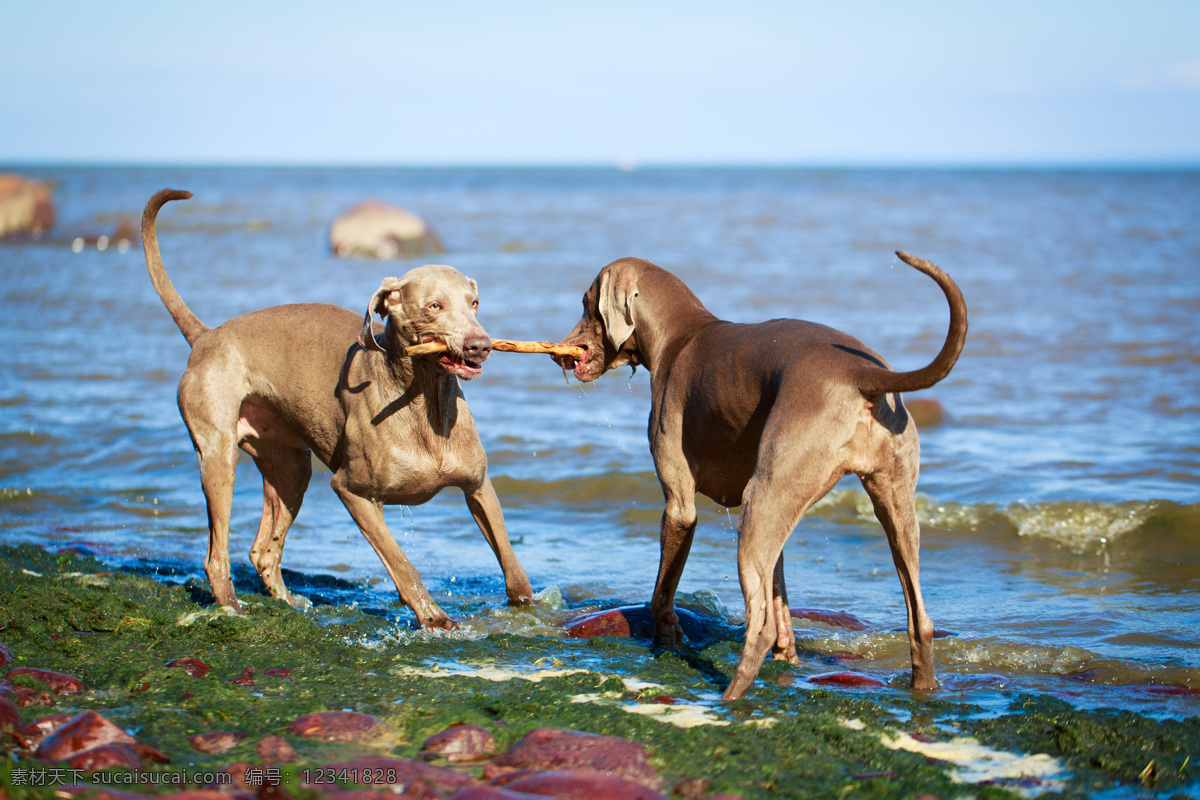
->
143;189;532;625
555;252;966;698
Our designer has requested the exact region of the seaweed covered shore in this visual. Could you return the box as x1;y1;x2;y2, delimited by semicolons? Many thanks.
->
1;545;1196;800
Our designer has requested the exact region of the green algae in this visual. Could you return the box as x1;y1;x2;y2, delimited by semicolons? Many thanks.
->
1;544;1197;799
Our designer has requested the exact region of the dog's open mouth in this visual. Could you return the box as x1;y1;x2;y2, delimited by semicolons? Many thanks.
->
556;345;591;382
439;352;484;379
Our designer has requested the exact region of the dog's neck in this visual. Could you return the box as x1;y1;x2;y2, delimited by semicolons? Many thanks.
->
629;267;717;380
376;325;460;436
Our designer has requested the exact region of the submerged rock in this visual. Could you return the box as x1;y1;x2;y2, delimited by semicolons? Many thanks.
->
562;605;707;642
36;709;136;760
0;173;55;239
2;683;55;707
65;741;144;771
13;712;73;749
0;641;13;668
906;397;947;428
7;666;88;695
420;722;497;762
485;728;664;790
495;769;668;799
806;671;887;688
790;608;871;632
330;201;444;259
0;696;24;732
290;711;397;744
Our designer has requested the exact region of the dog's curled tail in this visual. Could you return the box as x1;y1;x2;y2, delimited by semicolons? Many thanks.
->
143;188;209;347
854;251;968;397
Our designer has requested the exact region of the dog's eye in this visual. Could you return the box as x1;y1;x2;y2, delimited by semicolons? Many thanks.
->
429;302;441;311
471;300;479;308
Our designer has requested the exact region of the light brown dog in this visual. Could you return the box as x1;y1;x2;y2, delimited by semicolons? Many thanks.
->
143;189;532;625
555;252;967;698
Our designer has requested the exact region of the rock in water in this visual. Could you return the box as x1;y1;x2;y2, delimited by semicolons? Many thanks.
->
420;723;497;762
330;201;444;258
563;605;707;641
484;728;664;790
806;671;887;688
906;397;947;428
496;769;668;799
305;755;478;795
36;710;136;760
789;607;872;631
7;667;88;696
0;174;55;239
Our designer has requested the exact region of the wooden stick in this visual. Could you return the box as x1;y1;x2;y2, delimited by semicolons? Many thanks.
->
493;339;585;358
402;339;584;359
403;341;450;356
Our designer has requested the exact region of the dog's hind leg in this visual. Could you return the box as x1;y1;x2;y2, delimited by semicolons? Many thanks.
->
770;556;800;663
189;434;241;611
247;443;312;608
861;443;937;691
180;378;243;611
723;497;789;701
722;413;843;700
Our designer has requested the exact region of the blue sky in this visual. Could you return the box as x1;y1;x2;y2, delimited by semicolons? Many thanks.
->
3;1;1198;165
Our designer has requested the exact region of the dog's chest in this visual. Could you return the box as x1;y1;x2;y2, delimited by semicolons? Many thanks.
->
342;405;485;502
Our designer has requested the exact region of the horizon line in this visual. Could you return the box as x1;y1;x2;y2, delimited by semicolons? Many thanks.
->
4;157;1200;172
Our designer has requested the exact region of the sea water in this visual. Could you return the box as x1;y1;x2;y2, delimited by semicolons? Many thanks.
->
1;165;1196;717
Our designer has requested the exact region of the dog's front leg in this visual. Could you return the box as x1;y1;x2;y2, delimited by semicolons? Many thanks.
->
332;474;456;630
651;481;698;650
463;476;534;605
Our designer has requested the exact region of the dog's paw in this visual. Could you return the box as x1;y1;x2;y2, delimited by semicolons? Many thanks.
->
286;592;314;612
652;611;685;650
423;615;461;632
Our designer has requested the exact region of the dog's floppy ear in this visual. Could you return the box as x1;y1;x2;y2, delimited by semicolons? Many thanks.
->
598;263;639;349
360;276;406;352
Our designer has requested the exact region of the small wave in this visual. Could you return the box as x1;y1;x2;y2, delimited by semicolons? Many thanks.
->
808;489;1199;554
492;471;1197;556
